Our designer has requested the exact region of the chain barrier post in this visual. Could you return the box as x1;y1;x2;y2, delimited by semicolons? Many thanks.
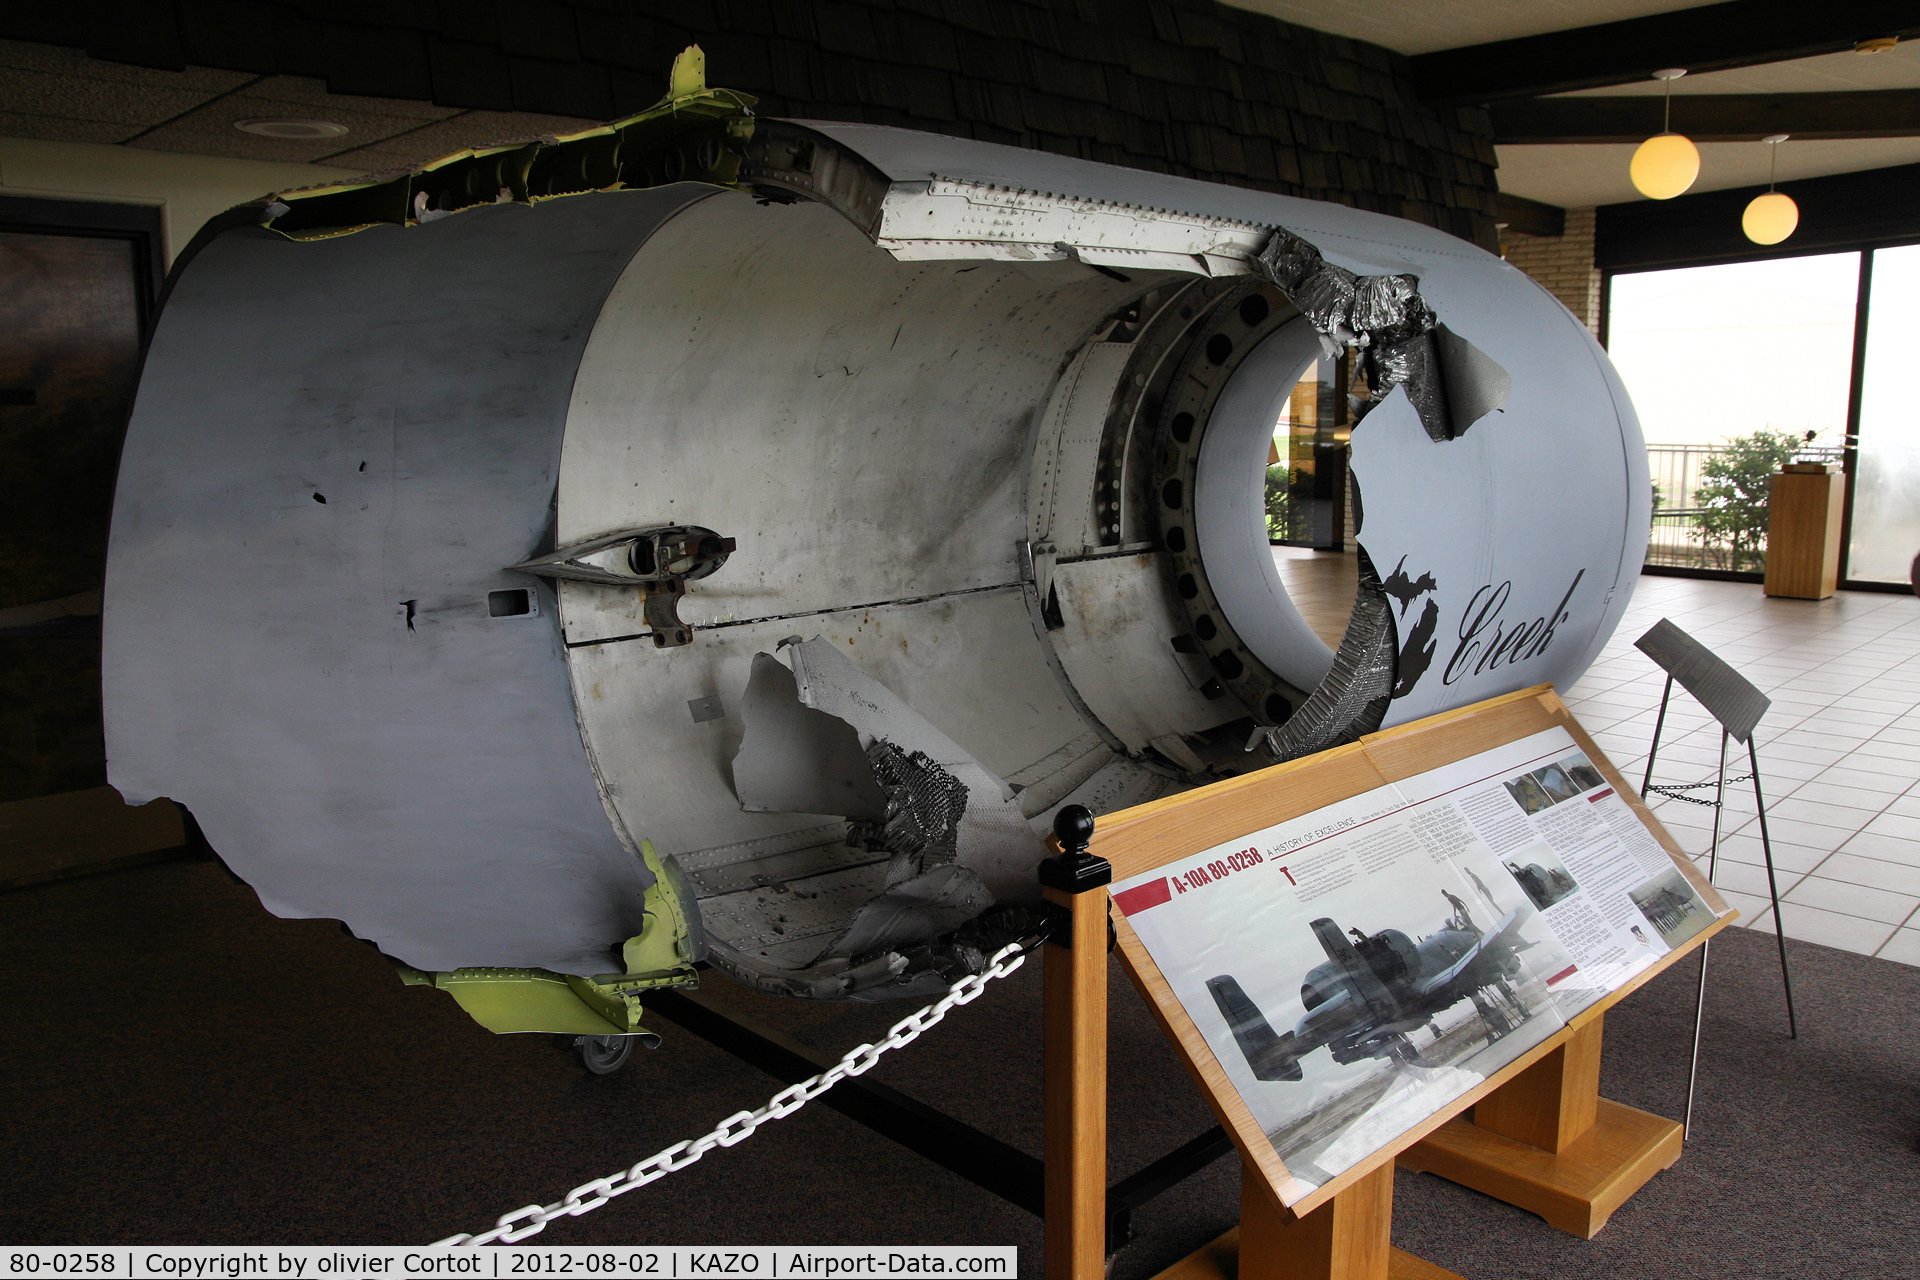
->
1041;804;1111;1280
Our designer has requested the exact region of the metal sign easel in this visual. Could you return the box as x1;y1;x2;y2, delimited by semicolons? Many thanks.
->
1634;618;1799;1139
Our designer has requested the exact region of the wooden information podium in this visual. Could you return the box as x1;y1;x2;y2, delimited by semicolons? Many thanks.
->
1763;465;1846;600
1040;686;1731;1280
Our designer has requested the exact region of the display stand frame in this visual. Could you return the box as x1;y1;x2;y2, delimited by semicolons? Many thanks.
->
1041;684;1733;1280
1633;617;1799;1141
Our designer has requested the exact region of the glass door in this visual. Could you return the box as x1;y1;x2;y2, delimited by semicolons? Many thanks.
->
1848;244;1920;586
1269;355;1349;550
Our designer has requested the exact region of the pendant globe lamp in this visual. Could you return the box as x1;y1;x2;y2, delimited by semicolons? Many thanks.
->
1630;69;1700;199
1743;134;1799;245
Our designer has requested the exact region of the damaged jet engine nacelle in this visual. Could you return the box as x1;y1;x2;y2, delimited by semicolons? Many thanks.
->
104;117;1649;1012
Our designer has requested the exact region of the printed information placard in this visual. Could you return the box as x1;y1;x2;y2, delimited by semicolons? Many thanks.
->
1110;721;1724;1207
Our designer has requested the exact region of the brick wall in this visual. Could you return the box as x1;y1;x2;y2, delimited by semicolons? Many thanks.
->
1;0;1503;251
1502;206;1601;335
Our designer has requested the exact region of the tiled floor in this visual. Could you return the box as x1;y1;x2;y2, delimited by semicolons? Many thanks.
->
1268;551;1920;966
1556;576;1920;967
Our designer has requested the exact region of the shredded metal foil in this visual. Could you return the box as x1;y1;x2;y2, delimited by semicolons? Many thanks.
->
1291;263;1359;344
1253;229;1461;443
853;738;970;875
1350;273;1425;339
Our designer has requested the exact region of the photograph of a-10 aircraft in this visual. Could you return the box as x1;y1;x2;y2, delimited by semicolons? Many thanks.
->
1205;886;1538;1084
1115;785;1583;1197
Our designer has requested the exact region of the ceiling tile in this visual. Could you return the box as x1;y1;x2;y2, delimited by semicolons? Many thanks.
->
303;147;424;175
234;74;460;120
0;110;137;145
0;66;223;130
1498;137;1920;208
1557;42;1920;96
1219;1;1704;57
311;107;599;168
0;38;253;92
125;88;451;164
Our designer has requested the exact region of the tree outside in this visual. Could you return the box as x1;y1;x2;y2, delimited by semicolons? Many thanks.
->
1691;429;1810;572
1265;462;1289;540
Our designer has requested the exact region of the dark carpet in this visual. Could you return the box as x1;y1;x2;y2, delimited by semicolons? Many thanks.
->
1;857;1916;1278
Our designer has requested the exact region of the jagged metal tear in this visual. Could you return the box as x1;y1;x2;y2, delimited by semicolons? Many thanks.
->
1252;229;1511;443
733;653;888;819
1435;324;1514;432
780;638;1039;905
729;637;1039;982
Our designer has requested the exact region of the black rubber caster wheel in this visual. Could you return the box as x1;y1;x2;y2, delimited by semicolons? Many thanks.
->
573;1034;635;1075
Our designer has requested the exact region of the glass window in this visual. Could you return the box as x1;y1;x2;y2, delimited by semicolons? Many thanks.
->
1609;254;1859;445
1608;254;1859;572
1850;244;1920;585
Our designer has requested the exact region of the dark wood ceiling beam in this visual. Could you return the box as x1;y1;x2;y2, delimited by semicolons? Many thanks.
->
1495;193;1566;237
1595;159;1920;269
1493;90;1920;143
1412;1;1920;105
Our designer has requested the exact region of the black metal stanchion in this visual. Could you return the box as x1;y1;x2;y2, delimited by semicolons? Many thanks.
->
1640;673;1676;799
1747;737;1799;1039
1682;728;1729;1141
1633;619;1800;1141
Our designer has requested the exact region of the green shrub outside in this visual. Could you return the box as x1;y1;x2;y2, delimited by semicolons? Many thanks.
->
1691;429;1809;572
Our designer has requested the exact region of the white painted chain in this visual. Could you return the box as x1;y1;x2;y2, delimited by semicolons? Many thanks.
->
432;941;1034;1247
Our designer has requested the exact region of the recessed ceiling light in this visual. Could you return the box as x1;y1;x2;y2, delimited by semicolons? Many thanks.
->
234;118;350;139
1854;37;1899;55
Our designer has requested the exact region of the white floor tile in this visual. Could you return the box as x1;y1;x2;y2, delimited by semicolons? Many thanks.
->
1761;797;1880;831
1874;928;1920;967
1718;889;1772;927
1648;809;1726;840
1783;875;1919;924
1806;765;1911;793
1883;792;1920;818
1704;834;1830;873
1811;852;1920;897
1849;738;1920;761
1831;693;1908;712
1863;811;1920;841
1839;830;1920;866
1750;754;1830;781
1828;751;1918;780
1704;859;1804;900
1729;814;1859;849
1557;577;1920;960
1646;744;1737;769
1770;902;1899;952
1770;730;1867;754
1777;781;1888;811
1875;682;1920;698
1566;694;1643;717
